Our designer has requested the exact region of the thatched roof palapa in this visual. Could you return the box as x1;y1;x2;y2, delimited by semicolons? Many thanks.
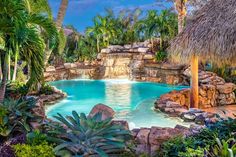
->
169;0;236;66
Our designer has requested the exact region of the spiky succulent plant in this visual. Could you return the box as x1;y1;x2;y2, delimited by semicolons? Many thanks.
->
47;111;132;157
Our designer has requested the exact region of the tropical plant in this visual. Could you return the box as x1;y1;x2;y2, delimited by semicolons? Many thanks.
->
158;118;236;156
207;138;236;157
0;97;40;137
12;0;53;81
0;0;58;101
47;111;132;157
157;10;178;50
86;18;103;53
155;50;168;62
27;0;53;19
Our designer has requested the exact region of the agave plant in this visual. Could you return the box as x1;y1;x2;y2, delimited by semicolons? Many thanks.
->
0;97;40;137
47;111;132;157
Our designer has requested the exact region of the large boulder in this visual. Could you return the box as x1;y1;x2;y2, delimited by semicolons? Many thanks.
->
136;128;150;144
133;126;190;156
88;104;115;120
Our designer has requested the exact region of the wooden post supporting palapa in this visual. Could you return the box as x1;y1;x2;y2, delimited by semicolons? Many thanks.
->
190;55;199;108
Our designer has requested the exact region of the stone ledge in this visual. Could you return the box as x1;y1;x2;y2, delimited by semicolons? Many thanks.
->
145;63;185;70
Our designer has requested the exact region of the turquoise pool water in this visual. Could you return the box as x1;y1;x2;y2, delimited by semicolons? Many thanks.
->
46;79;189;129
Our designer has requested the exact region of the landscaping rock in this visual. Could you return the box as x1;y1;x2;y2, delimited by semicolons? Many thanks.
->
136;128;150;144
64;63;72;69
217;83;236;94
45;66;56;72
133;126;191;156
138;47;149;53
131;128;140;138
155;67;236;114
89;104;115;120
189;124;205;134
182;113;196;122
195;114;206;125
101;48;111;53
135;144;150;155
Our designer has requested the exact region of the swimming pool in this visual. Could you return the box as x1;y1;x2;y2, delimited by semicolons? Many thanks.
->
46;79;189;129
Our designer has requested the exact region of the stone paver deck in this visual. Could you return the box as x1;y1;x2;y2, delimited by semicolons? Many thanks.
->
203;105;236;118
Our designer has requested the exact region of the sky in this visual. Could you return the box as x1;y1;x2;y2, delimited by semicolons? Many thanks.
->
48;0;172;32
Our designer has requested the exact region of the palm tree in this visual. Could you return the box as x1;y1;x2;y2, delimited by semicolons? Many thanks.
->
120;8;142;44
27;0;53;19
12;0;54;81
157;10;178;50
0;0;58;102
147;10;159;50
174;0;187;33
43;0;68;65
86;19;102;53
137;10;159;51
91;15;116;47
56;0;69;29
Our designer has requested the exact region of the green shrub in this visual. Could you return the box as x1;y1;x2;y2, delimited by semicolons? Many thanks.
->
39;84;54;95
47;111;132;157
159;136;187;157
179;147;205;157
189;128;218;148
206;118;236;140
13;141;55;157
13;130;56;157
6;81;29;97
155;50;167;62
26;130;48;145
159;118;236;156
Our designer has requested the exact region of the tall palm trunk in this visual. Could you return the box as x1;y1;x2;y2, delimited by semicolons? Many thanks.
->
44;48;53;65
0;54;9;103
96;35;100;53
56;0;69;29
8;53;11;81
174;0;187;34
0;55;2;80
12;44;19;81
45;0;68;65
178;14;185;34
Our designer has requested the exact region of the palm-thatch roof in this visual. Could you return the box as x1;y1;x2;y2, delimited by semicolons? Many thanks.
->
169;0;236;66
